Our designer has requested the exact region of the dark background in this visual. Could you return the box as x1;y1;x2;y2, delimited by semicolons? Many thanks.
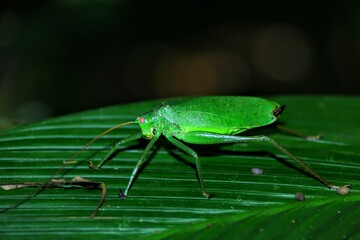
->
1;1;359;123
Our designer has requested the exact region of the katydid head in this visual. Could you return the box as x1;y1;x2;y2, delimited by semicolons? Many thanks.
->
136;111;158;139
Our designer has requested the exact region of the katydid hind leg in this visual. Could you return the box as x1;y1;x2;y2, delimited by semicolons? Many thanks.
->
165;135;212;199
182;131;345;191
88;132;143;169
120;134;160;198
276;125;321;141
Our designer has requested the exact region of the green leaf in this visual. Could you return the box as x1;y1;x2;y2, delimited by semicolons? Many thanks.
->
146;195;360;240
0;96;359;239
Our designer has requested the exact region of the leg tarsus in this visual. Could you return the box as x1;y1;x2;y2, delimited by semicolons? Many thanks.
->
203;192;213;199
88;161;98;169
276;125;322;141
118;190;127;199
335;185;351;195
304;134;322;141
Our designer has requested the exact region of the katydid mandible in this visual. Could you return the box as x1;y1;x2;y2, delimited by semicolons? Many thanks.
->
83;96;349;198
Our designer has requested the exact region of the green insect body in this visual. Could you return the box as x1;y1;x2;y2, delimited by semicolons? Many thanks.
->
137;97;280;141
90;96;347;199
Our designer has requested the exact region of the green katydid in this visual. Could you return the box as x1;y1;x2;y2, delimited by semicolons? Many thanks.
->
1;96;351;218
81;96;350;199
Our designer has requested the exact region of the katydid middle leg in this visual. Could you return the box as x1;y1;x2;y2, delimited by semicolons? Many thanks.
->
165;135;212;198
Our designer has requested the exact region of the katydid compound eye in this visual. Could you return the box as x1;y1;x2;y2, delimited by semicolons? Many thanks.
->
140;117;145;123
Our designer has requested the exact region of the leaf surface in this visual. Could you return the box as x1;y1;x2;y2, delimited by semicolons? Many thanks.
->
0;96;359;239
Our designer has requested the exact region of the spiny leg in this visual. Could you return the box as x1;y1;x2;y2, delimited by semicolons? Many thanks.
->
120;134;160;198
88;132;143;169
165;135;212;199
181;131;346;190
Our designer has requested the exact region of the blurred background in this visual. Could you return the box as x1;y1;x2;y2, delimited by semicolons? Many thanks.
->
0;0;360;124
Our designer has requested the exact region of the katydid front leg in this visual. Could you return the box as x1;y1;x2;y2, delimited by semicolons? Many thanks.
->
89;132;160;198
120;134;160;198
88;132;143;169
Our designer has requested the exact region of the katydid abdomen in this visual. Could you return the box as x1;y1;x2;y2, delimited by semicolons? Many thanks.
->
156;96;282;138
